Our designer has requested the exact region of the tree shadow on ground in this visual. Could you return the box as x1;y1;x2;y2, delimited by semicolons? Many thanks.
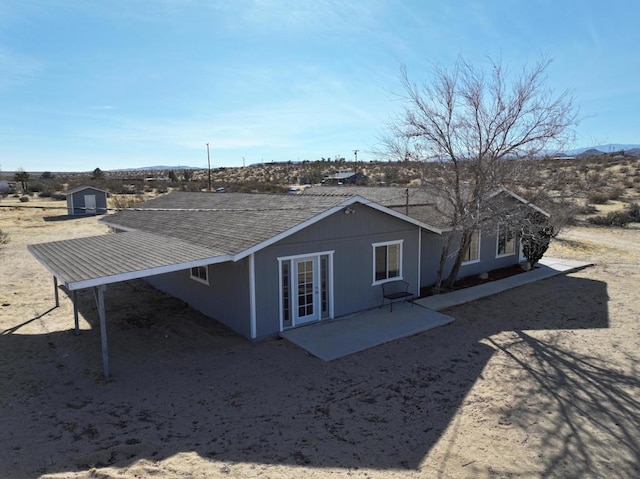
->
481;331;640;478
1;273;629;478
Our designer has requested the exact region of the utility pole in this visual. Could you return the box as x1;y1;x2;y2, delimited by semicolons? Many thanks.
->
206;143;211;191
353;149;359;175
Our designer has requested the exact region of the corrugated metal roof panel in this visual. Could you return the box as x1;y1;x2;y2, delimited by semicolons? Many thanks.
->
28;231;226;290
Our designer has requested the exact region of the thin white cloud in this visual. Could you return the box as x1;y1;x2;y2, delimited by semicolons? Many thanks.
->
0;46;41;89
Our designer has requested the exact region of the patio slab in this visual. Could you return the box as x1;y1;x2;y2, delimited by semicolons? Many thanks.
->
281;257;592;361
280;302;455;361
415;257;594;311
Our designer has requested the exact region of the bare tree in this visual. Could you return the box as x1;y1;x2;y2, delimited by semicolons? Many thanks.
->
382;57;577;290
14;169;30;194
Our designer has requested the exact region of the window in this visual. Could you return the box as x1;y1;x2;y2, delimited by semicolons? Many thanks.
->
372;240;403;284
190;265;209;285
496;224;516;257
462;230;480;263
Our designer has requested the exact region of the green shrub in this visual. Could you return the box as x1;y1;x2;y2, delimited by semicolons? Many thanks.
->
19;196;29;202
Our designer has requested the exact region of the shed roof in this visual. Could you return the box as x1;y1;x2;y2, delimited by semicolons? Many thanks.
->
66;186;108;196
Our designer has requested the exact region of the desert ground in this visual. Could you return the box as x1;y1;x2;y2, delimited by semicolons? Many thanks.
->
1;200;639;479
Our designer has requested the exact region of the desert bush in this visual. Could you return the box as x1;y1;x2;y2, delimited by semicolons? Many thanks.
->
627;202;640;222
588;211;631;227
19;196;29;202
587;192;610;204
0;227;8;245
109;195;145;210
608;187;624;201
577;204;597;215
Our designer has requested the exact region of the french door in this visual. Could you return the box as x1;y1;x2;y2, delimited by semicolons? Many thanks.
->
293;257;320;325
279;251;334;330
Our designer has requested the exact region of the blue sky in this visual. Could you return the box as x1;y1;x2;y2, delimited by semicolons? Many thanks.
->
1;1;639;172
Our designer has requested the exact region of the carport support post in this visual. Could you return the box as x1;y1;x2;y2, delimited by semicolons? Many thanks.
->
53;276;59;307
94;285;110;378
72;290;80;336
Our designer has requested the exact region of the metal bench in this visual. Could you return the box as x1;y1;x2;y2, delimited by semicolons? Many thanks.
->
380;280;414;311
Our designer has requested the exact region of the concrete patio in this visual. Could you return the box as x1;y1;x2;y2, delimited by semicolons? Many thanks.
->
280;302;454;361
280;257;593;361
416;257;593;311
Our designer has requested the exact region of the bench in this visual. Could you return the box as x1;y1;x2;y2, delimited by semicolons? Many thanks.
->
380;280;414;311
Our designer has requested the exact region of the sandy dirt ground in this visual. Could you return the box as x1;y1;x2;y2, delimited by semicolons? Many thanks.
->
1;201;639;479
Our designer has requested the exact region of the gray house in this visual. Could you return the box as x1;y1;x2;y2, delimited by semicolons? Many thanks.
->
66;186;108;216
28;189;547;376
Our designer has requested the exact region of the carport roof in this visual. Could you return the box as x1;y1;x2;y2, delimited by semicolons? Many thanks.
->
28;230;225;291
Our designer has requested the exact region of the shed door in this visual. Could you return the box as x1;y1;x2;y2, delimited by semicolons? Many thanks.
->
84;195;96;214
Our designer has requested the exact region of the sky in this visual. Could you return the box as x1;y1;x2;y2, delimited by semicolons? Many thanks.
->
1;0;639;172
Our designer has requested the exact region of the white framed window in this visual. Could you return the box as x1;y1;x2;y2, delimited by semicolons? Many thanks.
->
372;240;403;285
496;224;516;257
190;265;209;285
462;230;480;264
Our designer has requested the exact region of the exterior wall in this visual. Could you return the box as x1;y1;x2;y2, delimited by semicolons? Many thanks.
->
420;228;522;288
67;187;108;216
146;257;252;338
253;203;421;338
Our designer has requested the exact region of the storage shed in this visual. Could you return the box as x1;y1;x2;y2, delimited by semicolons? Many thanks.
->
66;186;108;216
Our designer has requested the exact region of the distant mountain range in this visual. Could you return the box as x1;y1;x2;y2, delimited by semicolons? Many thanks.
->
564;144;640;156
107;144;640;172
108;165;199;172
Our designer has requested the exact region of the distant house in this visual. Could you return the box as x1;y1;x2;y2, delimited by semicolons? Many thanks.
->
66;186;108;216
322;169;367;186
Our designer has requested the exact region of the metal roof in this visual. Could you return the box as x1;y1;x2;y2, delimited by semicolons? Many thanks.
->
28;230;226;291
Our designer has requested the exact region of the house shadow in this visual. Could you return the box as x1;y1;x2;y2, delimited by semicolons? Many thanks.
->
2;273;637;477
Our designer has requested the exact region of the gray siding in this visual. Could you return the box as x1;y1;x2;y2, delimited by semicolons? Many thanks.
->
254;203;420;337
67;187;108;216
146;257;252;338
420;228;522;288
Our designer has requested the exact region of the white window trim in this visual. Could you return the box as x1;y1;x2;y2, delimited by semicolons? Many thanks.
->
190;265;209;285
495;224;516;258
461;231;481;265
371;240;404;286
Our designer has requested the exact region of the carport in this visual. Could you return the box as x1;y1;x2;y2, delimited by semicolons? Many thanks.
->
28;231;226;377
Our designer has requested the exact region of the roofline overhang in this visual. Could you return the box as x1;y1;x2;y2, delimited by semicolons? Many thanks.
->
489;187;551;217
27;243;232;291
